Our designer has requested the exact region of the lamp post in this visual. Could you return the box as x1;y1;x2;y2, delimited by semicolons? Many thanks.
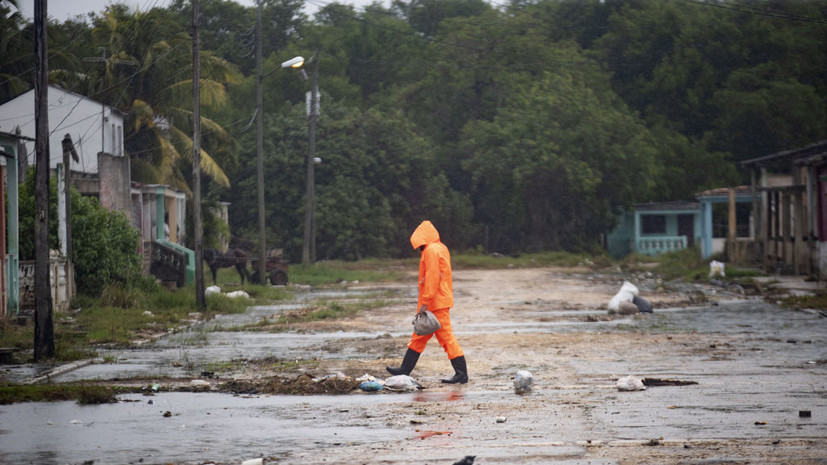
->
302;49;320;265
255;1;304;284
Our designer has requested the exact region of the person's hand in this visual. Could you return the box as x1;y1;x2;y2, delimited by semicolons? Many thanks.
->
418;304;427;314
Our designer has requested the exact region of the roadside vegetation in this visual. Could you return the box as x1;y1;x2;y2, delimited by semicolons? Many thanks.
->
0;383;124;405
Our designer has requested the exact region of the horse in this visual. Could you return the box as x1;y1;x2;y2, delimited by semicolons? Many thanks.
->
204;248;250;284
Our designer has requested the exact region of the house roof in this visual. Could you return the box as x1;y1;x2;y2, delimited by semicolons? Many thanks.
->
635;201;699;211
0;130;35;142
740;140;827;168
695;186;755;198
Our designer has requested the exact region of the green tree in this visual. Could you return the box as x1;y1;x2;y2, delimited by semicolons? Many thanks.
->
71;194;141;296
17;170;141;297
88;4;237;191
0;0;30;101
460;70;658;252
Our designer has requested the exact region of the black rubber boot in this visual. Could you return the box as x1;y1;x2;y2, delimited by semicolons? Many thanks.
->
442;355;468;384
386;348;420;376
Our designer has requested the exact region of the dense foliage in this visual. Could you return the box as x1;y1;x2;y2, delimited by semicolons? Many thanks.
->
17;170;141;296
2;0;826;260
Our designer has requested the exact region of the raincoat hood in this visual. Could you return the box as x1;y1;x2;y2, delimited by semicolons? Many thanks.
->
410;220;440;250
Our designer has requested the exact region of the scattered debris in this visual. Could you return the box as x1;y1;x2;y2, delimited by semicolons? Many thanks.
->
190;379;211;390
496;416;507;423
514;370;533;395
384;375;421;392
453;455;476;465
642;378;698;387
416;430;452;439
617;301;639;315
709;260;725;277
608;281;639;313
616;376;646;391
205;285;221;295
633;295;653;313
358;380;383;392
799;410;812;418
241;459;264;465
265;373;360;395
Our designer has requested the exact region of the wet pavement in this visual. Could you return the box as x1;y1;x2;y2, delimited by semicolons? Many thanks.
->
1;282;826;464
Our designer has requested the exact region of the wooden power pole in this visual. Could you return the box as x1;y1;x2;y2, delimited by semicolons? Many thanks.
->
193;0;205;310
33;0;54;360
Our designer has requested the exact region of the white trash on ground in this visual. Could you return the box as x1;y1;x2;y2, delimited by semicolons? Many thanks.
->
709;260;726;277
226;290;250;299
608;281;639;313
514;370;534;394
384;375;421;391
616;375;646;391
205;285;221;295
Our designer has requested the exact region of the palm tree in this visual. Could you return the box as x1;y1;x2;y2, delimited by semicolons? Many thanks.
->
90;4;237;191
0;0;31;102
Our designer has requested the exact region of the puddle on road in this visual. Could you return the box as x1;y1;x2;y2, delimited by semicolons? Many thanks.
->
0;391;411;465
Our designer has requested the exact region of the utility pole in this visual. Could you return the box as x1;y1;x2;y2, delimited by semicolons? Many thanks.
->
193;0;206;310
33;0;54;360
255;0;267;284
61;134;79;262
302;49;320;264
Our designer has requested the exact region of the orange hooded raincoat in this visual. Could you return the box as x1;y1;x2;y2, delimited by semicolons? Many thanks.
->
407;220;464;359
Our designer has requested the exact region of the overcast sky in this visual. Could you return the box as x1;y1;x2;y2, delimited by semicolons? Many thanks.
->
16;0;386;23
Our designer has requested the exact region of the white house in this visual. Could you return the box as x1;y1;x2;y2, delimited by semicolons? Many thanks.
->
0;85;125;174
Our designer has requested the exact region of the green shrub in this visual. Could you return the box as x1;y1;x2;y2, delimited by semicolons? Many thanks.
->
17;169;142;297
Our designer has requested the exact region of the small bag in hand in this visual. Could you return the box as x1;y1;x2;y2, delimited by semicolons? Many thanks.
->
412;305;441;336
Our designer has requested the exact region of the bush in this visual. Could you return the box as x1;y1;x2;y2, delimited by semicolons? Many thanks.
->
18;169;142;297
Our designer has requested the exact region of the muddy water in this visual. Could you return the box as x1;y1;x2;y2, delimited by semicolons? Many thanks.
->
0;391;409;465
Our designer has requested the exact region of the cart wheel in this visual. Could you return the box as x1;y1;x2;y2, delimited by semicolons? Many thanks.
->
269;269;288;286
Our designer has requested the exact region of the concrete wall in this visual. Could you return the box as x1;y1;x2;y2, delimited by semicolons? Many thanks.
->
98;152;131;216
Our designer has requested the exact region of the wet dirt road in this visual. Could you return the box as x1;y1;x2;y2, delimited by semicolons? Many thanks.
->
1;267;826;465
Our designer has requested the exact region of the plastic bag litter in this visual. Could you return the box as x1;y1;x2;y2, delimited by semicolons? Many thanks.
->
205;285;221;295
226;290;250;299
312;372;350;383
608;281;639;312
359;380;384;391
633;295;653;313
616;376;646;391
709;260;725;277
514;370;534;394
384;375;421;391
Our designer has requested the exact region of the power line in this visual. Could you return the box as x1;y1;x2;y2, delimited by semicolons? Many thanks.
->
677;0;827;24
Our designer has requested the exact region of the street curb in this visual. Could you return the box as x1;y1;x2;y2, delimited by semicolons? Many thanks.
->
21;359;97;384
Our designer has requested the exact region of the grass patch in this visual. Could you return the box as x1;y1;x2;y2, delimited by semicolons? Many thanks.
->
0;383;121;404
288;262;406;286
777;293;827;310
452;250;613;269
269;298;392;329
640;247;765;284
0;278;269;362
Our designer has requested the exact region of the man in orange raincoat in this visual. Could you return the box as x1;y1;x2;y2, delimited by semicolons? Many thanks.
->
386;220;468;384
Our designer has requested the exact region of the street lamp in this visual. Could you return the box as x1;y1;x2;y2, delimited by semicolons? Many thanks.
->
254;2;304;284
302;51;320;264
